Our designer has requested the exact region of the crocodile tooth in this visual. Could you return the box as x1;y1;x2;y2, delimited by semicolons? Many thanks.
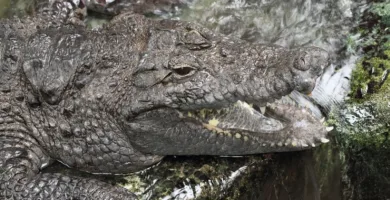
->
326;126;334;132
321;138;330;143
311;143;316;147
284;139;291;146
301;143;309;147
291;141;298;147
277;142;283;147
320;118;325;123
260;106;266;114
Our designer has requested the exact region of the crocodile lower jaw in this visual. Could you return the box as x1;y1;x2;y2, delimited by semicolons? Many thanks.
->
180;96;332;148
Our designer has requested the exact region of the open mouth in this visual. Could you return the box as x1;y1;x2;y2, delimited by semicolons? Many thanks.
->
182;94;332;148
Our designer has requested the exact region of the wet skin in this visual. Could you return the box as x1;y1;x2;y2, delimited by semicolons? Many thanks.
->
0;1;330;199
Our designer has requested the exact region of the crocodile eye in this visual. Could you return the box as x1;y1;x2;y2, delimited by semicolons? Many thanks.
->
169;54;198;78
172;66;196;77
173;67;193;76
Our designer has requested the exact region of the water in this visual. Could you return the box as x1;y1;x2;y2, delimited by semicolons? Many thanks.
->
0;0;371;199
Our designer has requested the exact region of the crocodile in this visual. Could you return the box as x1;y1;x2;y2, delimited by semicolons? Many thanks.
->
0;1;330;199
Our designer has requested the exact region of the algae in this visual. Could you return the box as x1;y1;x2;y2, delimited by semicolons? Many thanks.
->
351;54;390;99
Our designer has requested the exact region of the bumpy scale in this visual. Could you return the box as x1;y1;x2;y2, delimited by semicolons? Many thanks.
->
0;0;330;199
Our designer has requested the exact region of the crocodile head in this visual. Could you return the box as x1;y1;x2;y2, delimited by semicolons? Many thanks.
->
92;15;330;155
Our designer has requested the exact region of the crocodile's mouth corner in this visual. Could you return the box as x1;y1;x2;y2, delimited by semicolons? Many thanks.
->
180;95;332;149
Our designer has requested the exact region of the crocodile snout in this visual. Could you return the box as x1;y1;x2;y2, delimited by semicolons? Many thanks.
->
293;47;329;94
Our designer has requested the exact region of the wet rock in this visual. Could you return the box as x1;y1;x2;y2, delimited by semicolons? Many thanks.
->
328;2;390;199
329;99;390;200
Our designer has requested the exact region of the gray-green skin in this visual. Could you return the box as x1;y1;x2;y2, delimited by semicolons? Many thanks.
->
0;1;330;199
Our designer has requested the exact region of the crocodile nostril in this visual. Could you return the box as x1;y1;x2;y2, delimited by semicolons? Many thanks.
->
294;52;311;71
293;47;330;73
300;57;306;65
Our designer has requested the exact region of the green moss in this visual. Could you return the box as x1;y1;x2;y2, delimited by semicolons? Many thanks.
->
384;43;390;51
371;2;390;26
350;60;369;99
350;46;390;99
348;1;390;101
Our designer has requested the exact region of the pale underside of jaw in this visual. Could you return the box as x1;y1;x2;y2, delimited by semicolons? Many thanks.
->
180;94;333;148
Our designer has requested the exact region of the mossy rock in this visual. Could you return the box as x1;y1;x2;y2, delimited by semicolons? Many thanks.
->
348;1;390;99
330;64;390;200
331;1;390;199
329;99;390;200
351;54;390;99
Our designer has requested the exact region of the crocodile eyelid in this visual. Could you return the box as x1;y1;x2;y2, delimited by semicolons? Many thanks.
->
172;66;196;76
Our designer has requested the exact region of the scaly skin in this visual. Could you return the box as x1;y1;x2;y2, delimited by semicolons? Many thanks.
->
0;1;330;199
